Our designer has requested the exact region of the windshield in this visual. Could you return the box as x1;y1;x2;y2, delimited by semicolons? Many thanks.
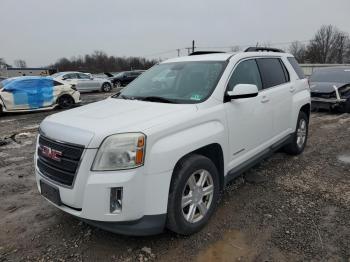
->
310;68;350;83
118;61;226;103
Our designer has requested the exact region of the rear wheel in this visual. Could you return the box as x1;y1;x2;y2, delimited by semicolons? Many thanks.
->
284;111;309;155
58;95;74;109
101;82;112;92
166;154;220;235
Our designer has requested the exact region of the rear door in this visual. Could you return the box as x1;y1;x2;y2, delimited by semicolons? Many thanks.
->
256;58;293;139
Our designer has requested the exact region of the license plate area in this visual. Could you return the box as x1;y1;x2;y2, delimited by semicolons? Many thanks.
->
40;180;62;206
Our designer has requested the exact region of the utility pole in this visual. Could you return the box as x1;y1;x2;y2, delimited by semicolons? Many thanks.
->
176;49;180;57
192;40;195;53
186;47;192;55
339;35;345;64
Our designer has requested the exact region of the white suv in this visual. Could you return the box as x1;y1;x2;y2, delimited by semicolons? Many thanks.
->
34;48;310;236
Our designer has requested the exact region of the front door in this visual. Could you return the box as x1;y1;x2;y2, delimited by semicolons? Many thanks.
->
224;59;274;170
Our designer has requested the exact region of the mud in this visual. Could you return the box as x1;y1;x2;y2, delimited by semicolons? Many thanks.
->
0;94;349;262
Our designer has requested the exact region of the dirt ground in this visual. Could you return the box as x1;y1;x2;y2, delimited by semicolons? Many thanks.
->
0;92;349;262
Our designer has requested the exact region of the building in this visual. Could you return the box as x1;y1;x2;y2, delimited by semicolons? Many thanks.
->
0;67;57;78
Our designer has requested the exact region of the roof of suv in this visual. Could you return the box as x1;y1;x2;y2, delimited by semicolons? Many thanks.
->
163;51;293;64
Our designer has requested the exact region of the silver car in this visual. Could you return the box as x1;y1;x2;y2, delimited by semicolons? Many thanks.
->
51;71;113;93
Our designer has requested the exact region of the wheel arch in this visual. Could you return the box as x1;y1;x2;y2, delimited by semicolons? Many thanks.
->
172;143;225;192
56;93;75;105
300;103;311;120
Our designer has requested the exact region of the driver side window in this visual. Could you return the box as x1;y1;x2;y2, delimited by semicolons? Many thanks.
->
228;59;262;91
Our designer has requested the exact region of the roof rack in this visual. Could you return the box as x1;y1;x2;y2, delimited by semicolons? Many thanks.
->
189;51;226;56
244;47;284;53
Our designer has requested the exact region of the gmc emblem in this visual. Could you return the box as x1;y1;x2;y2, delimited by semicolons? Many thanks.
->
40;145;62;162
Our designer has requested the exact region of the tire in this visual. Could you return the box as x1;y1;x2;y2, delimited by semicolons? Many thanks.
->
284;111;309;155
166;154;220;235
101;82;112;92
58;95;74;109
0;104;3;116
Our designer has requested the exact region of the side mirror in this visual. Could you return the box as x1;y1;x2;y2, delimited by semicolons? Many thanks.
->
225;84;259;101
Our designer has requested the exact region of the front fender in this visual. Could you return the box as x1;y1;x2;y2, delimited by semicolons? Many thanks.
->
145;120;226;175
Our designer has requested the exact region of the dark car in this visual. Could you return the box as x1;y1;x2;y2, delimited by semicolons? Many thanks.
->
109;70;145;87
310;67;350;112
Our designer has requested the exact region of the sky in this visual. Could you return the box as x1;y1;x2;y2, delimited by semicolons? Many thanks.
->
1;0;350;67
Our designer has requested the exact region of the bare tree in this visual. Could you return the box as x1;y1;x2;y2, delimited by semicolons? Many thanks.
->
305;25;349;63
51;51;157;73
289;41;306;62
14;59;27;68
230;46;241;52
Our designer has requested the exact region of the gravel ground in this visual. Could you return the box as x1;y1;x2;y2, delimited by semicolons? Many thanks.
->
0;93;349;261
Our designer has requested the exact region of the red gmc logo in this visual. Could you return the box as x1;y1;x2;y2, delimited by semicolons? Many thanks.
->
40;145;62;162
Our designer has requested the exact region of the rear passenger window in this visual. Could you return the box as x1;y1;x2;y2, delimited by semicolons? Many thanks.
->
228;59;262;91
287;57;305;79
256;58;288;89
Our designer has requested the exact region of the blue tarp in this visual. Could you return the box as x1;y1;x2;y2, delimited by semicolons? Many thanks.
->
2;76;54;109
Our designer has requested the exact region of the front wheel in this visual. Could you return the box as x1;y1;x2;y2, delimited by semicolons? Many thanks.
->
58;95;74;109
101;83;112;92
166;154;220;235
284;111;309;155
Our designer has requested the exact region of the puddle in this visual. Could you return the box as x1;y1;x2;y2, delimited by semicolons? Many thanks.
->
338;155;350;165
196;230;255;262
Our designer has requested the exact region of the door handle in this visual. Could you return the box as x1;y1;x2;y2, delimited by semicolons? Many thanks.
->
290;86;296;93
261;96;269;103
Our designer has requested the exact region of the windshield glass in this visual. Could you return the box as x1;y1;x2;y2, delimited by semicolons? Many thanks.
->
310;68;350;83
119;61;226;103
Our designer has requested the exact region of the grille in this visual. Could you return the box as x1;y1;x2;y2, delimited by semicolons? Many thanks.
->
37;135;84;187
311;92;336;99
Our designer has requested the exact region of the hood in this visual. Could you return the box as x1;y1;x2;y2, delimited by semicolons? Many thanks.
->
40;98;198;148
310;82;346;93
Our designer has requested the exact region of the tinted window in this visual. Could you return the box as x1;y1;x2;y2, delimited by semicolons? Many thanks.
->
53;80;63;86
228;59;262;91
63;73;77;79
257;58;288;89
287;57;305;79
310;68;350;83
78;73;90;79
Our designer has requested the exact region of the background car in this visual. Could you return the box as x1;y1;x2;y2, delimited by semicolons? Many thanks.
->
310;67;350;112
51;71;113;93
109;70;145;87
0;76;80;114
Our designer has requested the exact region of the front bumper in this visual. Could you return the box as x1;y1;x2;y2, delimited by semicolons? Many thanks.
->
35;147;173;235
311;85;348;110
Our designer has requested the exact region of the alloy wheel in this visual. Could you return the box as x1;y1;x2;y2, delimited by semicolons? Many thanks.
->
296;118;307;148
181;169;214;223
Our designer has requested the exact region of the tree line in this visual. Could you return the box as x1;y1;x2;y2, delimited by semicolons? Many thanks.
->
50;51;158;73
288;25;350;64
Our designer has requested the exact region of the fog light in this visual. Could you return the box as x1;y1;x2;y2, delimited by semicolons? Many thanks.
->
110;187;123;213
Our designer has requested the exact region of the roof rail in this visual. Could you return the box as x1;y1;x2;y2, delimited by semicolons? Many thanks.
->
244;47;284;53
189;51;226;56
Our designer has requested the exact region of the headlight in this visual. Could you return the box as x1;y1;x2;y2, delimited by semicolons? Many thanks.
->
92;133;146;171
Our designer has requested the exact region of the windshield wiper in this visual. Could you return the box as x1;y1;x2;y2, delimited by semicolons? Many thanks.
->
138;96;177;103
112;92;132;100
